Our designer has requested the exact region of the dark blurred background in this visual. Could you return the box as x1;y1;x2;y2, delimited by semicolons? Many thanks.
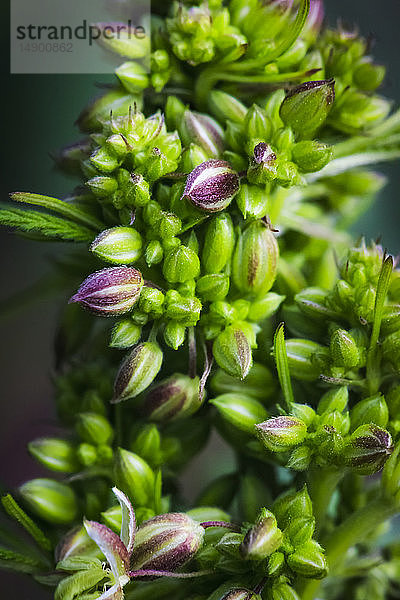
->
1;1;400;596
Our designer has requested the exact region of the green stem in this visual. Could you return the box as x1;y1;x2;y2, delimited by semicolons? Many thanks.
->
308;467;344;535
300;496;397;600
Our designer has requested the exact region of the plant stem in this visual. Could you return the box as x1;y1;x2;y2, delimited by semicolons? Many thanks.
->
300;496;397;600
308;467;343;535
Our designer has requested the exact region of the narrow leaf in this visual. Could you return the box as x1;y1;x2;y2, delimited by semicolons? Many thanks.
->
10;192;104;231
0;547;44;574
1;494;52;552
0;205;95;242
54;567;107;600
273;323;294;411
371;255;394;349
112;487;136;555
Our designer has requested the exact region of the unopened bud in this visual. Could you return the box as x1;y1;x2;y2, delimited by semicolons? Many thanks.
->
285;339;328;381
330;328;360;368
114;448;155;508
353;60;386;91
116;61;149;93
28;438;78;473
76;413;113;445
145;240;163;266
87;175;118;197
256;416;307;453
247;293;285;322
113;341;163;403
211;363;276;401
110;319;141;348
196;274;230;301
90;227;142;265
232;221;279;296
291;140;333;173
350;394;389;431
240;510;283;560
181;111;224;158
273;486;313;527
286;540;328;578
279;79;335;138
163;245;200;283
144;374;201;422
131;512;204;571
164;321;186;350
244;104;273;141
202;213;235;274
19;478;78;525
285;516;316;547
343;424;392;475
69;266;143;316
182;160;240;212
209;90;247;124
211;393;268;434
213;324;253;379
270;581;300;600
317;386;348;415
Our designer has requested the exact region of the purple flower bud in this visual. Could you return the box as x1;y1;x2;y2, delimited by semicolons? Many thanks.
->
143;373;201;422
253;142;276;165
181;111;225;158
130;512;205;572
69;266;143;316
343;424;393;475
182;160;240;212
256;416;307;452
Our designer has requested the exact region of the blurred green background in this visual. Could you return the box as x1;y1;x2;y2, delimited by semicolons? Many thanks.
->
0;0;399;596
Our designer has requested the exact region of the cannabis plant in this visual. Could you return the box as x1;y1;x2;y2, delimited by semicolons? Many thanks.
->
2;1;400;599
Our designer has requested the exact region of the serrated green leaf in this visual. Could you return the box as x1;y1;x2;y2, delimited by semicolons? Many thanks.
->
1;494;52;552
273;323;294;412
54;567;107;600
0;205;95;242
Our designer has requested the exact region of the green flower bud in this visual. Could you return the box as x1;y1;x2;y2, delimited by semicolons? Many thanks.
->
163;245;200;283
285;516;316;547
350;394;389;431
164;321;186;350
269;582;300;600
19;479;78;524
202;213;235;274
247;293;285;322
343;424;392;475
209;301;236;325
165;96;186;131
213;324;253;379
291;141;333;173
211;393;268;434
115;61;149;93
90;227;142;265
287;445;313;471
211;363;276;401
113;341;163;403
76;412;113;445
319;410;350;436
196;274;230;301
139;287;165;316
114;448;155;508
286;540;328;578
382;442;400;505
256;416;307;452
76;442;97;467
110;319;141;349
86;175;118;197
28;438;78;473
353;60;386;91
381;304;400;335
127;174;151;207
387;385;400;419
382;331;400;367
165;294;202;326
244;104;272;141
332;91;390;131
317;386;348;415
131;512;205;571
156;212;182;240
180;144;210;172
235;184;269;220
279;79;335;138
273;486;313;527
330;328;360;368
145;240;164;266
77;89;139;133
232;221;279;296
90;146;120;173
180;111;224;158
144;373;201;422
240;511;283;560
132;424;162;468
267;551;285;576
182;159;240;212
97;444;113;465
209;91;247;124
285;339;328;381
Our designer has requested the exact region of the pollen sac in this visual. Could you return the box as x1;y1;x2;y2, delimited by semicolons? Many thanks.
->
232;220;279;297
144;373;201;422
342;424;393;475
279;79;335;138
130;512;205;572
182;159;240;212
69;266;143;316
256;416;307;453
